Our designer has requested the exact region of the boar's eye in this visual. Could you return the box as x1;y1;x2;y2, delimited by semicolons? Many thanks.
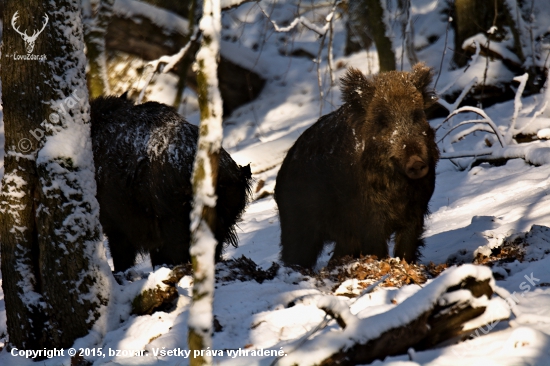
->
375;111;390;128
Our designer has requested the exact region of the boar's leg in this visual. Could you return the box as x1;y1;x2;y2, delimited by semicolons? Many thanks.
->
393;216;425;262
331;225;390;261
149;244;191;268
280;214;325;268
107;230;138;272
149;217;191;268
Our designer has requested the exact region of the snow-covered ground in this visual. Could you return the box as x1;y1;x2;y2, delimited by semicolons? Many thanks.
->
1;0;550;365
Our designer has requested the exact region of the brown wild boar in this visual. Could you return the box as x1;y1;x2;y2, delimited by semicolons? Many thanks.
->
275;63;439;268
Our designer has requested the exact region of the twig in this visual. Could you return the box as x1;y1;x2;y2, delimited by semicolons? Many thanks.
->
257;0;340;116
515;101;548;135
440;149;494;159
437;41;480;96
480;0;499;107
136;66;159;104
327;8;336;86
438;76;478;112
433;11;452;90
149;32;199;74
257;0;341;35
437;119;497;145
506;73;529;143
316;32;328;116
353;274;391;300
450;123;494;143
435;106;507;147
136;31;200;104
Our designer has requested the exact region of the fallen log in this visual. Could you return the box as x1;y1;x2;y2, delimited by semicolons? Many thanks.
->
277;265;508;366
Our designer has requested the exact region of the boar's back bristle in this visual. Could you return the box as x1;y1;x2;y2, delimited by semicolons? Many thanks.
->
90;95;134;124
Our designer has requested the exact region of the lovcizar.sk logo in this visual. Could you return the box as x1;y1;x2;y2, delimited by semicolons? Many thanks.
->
9;10;48;61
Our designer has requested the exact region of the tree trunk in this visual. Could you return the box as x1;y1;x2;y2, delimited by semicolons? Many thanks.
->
187;0;223;364
345;0;373;56
83;0;115;98
1;0;112;352
1;0;54;349
363;0;396;72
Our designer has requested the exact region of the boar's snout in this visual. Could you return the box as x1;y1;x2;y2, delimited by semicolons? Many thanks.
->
405;155;429;179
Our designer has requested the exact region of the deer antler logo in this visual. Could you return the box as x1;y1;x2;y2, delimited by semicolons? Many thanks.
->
11;11;49;54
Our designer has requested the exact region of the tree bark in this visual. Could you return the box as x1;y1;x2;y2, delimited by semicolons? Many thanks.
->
188;0;223;364
1;0;49;348
345;0;373;56
83;0;115;98
361;0;396;72
1;0;111;352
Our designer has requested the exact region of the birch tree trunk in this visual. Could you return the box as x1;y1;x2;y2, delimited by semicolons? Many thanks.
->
187;0;223;365
0;0;112;351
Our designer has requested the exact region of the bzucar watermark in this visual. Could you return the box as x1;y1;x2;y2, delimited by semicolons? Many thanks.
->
18;88;86;153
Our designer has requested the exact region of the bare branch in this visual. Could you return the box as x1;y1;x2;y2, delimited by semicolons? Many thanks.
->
433;13;452;90
146;30;200;75
450;123;495;143
437;41;480;96
436;106;507;147
327;10;336;86
440;149;495;159
437;119;491;144
258;1;341;35
438;76;478;113
515;101;548;135
506;73;529;143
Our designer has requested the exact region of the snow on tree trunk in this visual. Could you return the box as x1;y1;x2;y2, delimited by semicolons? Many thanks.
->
39;1;114;347
83;0;114;98
0;0;113;351
1;0;50;349
188;0;223;365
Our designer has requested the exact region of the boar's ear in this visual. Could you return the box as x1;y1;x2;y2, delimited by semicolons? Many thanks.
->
411;63;438;109
340;67;373;111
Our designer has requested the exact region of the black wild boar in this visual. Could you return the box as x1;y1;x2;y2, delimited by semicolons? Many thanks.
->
90;95;252;272
275;63;439;268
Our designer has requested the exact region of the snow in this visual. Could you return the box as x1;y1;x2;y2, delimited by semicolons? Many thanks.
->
113;0;189;36
2;0;550;365
280;265;494;366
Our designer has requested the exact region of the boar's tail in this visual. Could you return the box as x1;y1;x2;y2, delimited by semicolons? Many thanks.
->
220;164;253;249
240;164;252;183
240;163;253;204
